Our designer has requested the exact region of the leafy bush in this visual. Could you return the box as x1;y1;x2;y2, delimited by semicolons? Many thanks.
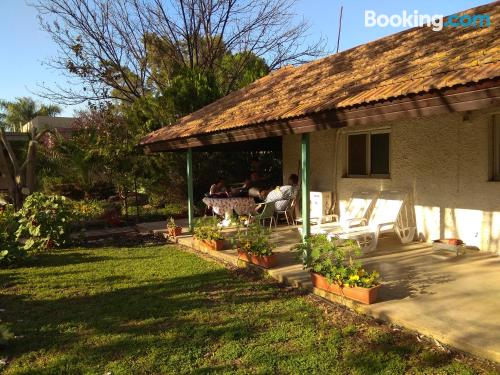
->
294;234;379;288
70;200;104;221
15;193;74;252
0;205;24;265
193;217;224;241
235;223;275;256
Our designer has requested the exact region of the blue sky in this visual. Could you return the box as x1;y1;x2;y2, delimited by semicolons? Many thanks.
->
0;0;492;116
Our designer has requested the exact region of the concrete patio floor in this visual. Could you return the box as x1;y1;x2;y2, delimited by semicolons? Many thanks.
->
138;220;500;363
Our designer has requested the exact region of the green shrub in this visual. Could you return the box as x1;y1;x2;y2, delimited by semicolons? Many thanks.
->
235;223;275;256
70;199;104;221
193;217;224;240
294;234;379;288
0;205;24;265
15;193;74;252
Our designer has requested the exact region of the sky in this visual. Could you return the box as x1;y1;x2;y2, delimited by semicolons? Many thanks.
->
0;0;493;116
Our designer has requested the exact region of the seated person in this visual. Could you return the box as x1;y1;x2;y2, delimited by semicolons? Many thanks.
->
255;174;299;212
246;172;271;199
230;178;252;197
282;173;299;199
208;178;228;197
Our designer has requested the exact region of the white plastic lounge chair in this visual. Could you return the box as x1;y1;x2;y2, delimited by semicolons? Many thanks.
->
301;191;377;236
326;190;416;253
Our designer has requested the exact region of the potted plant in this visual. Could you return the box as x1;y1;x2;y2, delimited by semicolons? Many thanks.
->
294;234;380;304
167;217;182;237
193;217;225;251
235;223;277;268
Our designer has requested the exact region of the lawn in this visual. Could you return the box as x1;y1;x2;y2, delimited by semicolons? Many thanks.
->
0;244;497;374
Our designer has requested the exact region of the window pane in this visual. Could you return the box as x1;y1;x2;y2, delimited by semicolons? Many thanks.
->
370;133;390;175
348;134;367;175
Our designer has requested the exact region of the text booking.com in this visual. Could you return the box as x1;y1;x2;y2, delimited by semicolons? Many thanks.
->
365;10;491;31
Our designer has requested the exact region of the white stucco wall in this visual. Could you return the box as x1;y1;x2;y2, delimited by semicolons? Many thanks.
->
21;116;76;133
282;129;338;192
282;108;500;253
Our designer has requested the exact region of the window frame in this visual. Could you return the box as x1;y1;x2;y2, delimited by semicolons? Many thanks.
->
346;129;391;178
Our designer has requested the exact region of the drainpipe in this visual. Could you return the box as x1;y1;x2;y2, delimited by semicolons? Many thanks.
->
301;133;310;240
187;148;194;232
333;128;343;215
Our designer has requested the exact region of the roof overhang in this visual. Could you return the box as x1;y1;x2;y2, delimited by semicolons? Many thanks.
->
144;79;500;153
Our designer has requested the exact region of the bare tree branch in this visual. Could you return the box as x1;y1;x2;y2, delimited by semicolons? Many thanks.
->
31;0;328;104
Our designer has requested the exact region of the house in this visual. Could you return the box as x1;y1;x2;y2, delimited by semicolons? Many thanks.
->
21;116;76;138
140;3;500;253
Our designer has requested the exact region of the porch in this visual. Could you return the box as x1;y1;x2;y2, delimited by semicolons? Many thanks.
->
142;220;500;363
138;17;500;364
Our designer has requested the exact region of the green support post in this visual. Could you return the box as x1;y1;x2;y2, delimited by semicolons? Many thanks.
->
301;133;310;240
187;148;194;231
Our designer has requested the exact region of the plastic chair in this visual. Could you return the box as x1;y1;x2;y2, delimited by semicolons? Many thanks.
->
274;199;294;226
249;202;276;228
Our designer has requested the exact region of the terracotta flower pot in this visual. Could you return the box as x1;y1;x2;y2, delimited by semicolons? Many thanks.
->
168;226;182;237
203;239;224;251
237;249;278;269
310;272;380;304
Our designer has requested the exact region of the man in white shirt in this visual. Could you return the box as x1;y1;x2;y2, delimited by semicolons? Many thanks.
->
262;174;299;211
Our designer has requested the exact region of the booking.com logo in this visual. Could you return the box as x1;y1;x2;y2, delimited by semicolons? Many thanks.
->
365;10;491;31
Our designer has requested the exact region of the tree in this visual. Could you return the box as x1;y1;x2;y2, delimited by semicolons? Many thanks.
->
32;0;327;104
0;97;61;132
39;103;132;195
0;129;44;210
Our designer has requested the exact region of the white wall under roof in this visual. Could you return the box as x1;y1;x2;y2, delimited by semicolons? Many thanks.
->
282;108;500;253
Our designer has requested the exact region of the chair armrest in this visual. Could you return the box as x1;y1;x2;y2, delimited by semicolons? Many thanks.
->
343;217;367;227
376;222;396;234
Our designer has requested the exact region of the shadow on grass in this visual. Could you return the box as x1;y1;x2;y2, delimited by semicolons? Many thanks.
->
1;246;495;375
2;261;291;371
18;251;112;269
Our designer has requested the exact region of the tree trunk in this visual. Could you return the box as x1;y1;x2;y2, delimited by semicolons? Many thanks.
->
25;141;37;193
0;130;38;210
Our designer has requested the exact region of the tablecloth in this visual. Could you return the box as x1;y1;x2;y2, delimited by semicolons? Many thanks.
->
202;197;256;217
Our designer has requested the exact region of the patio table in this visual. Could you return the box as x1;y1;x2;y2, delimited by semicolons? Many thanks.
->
202;197;256;219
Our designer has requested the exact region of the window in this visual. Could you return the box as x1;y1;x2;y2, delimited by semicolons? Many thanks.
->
493;115;500;181
347;131;390;177
347;134;367;175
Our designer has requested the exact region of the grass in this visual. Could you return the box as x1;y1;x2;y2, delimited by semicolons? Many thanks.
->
0;245;498;374
123;202;187;221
